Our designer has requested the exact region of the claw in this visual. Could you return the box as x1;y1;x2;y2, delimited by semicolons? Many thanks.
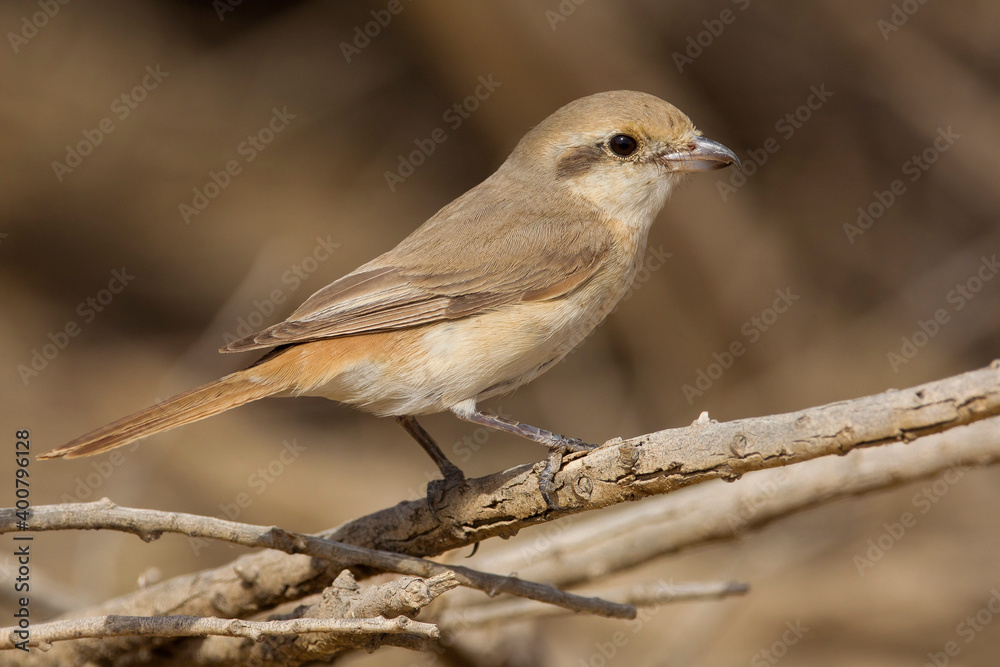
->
538;445;568;510
562;437;597;453
425;467;466;524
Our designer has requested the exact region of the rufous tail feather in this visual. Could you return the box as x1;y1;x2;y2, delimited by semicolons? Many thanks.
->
39;363;287;460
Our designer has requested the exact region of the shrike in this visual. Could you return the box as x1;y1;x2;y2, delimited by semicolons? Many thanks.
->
42;90;738;508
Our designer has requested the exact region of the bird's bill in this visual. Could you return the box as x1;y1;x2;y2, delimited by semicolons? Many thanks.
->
658;135;740;172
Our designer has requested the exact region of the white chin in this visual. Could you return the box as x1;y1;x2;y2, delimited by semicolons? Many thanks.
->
628;176;675;230
570;171;676;232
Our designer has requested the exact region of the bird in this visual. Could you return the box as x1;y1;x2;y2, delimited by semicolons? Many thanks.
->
40;90;738;508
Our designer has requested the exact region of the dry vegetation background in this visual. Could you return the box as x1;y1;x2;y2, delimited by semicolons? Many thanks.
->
2;1;1000;665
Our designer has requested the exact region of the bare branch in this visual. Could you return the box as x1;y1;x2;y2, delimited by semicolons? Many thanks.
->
0;501;634;621
438;580;749;629
14;365;1000;666
0;613;436;651
467;415;1000;590
173;570;456;665
326;364;1000;559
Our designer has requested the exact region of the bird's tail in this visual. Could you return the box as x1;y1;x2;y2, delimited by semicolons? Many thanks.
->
39;358;290;460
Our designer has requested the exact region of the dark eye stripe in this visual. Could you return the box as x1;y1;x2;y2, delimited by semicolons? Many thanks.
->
555;144;605;179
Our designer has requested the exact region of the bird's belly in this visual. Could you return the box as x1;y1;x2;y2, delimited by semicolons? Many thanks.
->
293;293;618;416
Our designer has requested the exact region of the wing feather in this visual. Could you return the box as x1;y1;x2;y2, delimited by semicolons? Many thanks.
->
223;187;613;353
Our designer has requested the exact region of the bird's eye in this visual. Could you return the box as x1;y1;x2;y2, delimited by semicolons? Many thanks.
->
608;134;638;157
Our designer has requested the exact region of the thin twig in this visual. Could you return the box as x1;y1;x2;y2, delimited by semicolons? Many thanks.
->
171;570;457;665
0;614;436;651
438;580;749;629
0;502;634;621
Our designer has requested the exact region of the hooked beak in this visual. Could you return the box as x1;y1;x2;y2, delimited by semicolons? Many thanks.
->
658;135;740;172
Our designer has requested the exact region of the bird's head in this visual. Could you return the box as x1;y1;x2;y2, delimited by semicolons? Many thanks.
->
507;90;739;229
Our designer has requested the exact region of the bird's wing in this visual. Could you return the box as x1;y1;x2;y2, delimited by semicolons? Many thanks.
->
222;204;613;352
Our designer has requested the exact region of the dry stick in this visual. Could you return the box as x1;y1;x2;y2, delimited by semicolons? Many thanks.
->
171;571;457;665
465;416;1000;591
0;614;436;651
429;419;1000;663
438;580;749;629
325;364;1000;556
16;365;1000;667
0;502;633;621
433;417;1000;664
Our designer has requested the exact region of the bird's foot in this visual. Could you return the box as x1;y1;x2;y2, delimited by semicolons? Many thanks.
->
537;437;597;510
425;465;466;509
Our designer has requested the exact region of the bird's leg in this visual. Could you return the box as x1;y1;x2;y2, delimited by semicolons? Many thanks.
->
395;415;466;485
450;406;596;509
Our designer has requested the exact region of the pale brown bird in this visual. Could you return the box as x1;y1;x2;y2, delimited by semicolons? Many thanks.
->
41;90;738;507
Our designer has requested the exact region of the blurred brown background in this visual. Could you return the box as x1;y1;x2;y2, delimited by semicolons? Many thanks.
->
2;1;1000;665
